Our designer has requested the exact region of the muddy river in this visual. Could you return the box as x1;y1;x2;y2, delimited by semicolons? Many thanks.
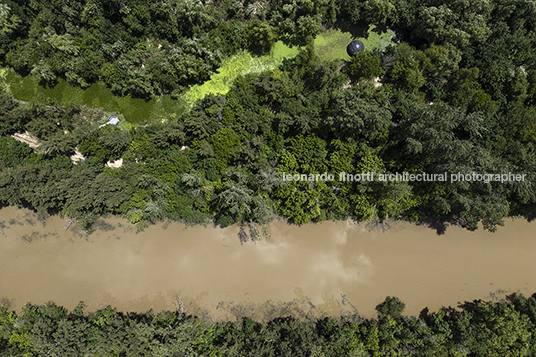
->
0;206;534;320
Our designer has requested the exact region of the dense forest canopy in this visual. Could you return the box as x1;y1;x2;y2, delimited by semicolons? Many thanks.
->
1;0;536;235
1;1;536;354
1;293;536;356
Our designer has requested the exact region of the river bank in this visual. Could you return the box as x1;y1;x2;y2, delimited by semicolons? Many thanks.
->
1;206;534;321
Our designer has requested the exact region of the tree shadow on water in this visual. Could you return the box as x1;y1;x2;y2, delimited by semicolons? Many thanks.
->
415;218;448;235
238;227;249;245
526;209;536;222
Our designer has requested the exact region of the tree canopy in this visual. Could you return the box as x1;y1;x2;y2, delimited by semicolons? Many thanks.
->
1;293;536;356
1;0;536;234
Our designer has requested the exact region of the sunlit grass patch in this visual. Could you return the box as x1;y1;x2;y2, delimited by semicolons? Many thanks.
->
186;52;254;103
315;26;395;62
270;41;301;62
360;26;396;51
186;41;299;105
315;30;354;62
1;67;186;123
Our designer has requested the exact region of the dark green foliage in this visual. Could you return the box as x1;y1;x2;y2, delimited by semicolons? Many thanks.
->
2;0;536;232
387;42;426;93
328;90;392;145
247;20;278;54
376;296;406;319
39;132;76;157
344;51;385;81
2;294;536;356
0;91;27;134
0;136;33;169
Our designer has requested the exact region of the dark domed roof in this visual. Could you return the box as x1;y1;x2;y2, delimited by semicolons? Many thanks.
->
347;40;365;56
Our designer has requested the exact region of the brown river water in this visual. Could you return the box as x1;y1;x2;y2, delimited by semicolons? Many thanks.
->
1;206;535;321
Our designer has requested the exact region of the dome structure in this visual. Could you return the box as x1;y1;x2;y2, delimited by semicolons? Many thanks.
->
347;40;365;57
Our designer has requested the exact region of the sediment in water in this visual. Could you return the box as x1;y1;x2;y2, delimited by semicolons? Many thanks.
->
1;206;534;321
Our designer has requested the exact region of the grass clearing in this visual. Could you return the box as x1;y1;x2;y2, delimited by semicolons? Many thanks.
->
0;27;394;123
186;41;300;104
1;68;186;124
315;26;395;62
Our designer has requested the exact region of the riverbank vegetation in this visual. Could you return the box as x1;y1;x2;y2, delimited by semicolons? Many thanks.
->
1;293;536;356
1;0;536;234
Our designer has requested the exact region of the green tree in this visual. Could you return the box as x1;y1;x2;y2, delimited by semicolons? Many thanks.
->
295;15;321;45
388;43;425;93
247;20;278;54
39;132;76;157
376;296;406;319
0;136;33;169
453;300;531;356
211;127;241;172
344;51;385;81
328;90;392;145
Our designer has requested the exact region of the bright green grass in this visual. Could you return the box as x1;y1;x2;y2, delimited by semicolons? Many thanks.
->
186;41;300;104
1;68;186;123
314;30;354;62
1;27;393;123
315;25;395;62
188;28;393;104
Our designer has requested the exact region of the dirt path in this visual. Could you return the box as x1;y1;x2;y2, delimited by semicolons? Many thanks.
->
11;132;86;163
11;132;40;149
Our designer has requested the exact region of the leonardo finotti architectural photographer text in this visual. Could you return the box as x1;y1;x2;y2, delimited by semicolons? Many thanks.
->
281;172;527;184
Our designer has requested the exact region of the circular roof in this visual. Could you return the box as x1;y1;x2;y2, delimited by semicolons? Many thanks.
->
347;40;365;56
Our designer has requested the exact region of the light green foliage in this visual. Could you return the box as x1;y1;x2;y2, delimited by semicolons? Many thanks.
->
126;190;150;223
273;136;331;224
186;42;299;104
415;1;492;47
350;194;376;221
314;26;394;62
0;4;20;36
8;331;33;354
281;135;328;173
